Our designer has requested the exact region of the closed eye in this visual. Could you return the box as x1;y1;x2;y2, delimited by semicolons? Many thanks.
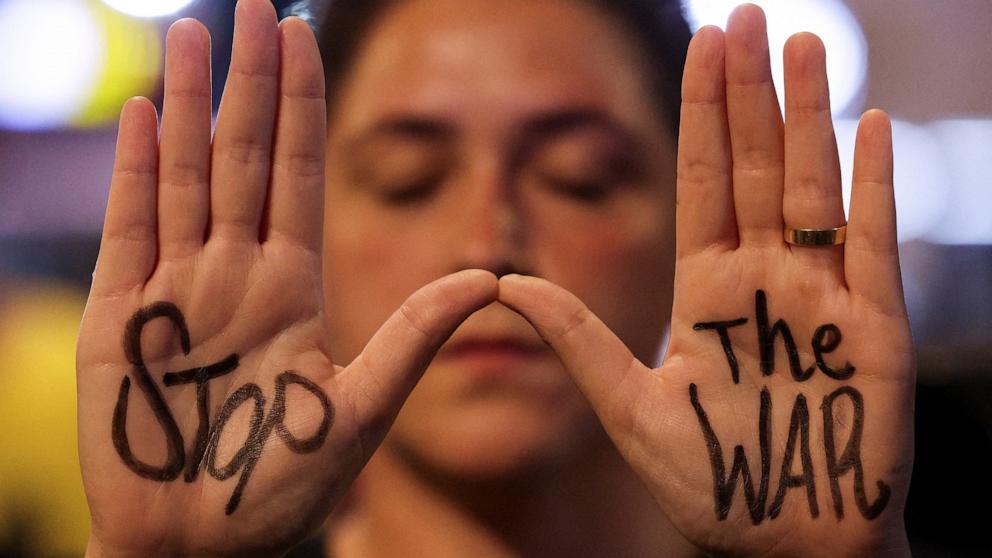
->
545;176;612;203
378;176;442;206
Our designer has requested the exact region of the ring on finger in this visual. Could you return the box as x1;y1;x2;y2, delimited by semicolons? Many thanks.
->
784;225;847;246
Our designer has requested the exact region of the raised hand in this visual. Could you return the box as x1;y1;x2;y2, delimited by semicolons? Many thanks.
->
499;5;914;556
76;2;496;556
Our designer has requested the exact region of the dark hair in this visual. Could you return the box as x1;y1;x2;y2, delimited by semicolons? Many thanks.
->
316;0;692;136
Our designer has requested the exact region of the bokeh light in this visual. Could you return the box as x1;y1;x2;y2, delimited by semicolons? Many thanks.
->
74;3;162;128
927;119;992;245
0;0;161;131
0;284;91;556
0;0;104;130
100;0;198;18
835;118;950;243
684;0;869;117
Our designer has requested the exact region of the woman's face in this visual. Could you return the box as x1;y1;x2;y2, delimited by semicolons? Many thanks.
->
323;0;677;477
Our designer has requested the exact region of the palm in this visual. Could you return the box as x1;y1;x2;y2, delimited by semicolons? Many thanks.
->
500;6;913;557
76;2;495;556
79;233;343;554
635;249;913;555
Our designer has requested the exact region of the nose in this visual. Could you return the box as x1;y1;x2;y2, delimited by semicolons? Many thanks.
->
455;165;530;278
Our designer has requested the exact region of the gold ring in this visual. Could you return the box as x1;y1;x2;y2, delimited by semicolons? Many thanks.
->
784;225;847;246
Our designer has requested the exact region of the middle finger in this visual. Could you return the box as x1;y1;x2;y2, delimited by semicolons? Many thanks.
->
725;5;785;248
209;0;280;241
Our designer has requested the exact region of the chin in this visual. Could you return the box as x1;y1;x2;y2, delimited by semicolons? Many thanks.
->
386;363;604;481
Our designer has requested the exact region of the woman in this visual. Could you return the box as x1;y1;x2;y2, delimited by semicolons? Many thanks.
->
75;0;915;556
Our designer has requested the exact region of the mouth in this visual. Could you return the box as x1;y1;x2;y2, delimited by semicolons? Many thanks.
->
437;336;550;371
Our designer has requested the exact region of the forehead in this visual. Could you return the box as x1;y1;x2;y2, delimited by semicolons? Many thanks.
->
330;0;660;136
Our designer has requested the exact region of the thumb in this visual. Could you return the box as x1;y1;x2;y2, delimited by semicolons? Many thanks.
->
497;274;653;425
342;269;498;434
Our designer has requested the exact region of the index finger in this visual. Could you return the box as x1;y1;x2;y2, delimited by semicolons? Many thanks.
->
92;98;159;298
676;26;738;258
496;274;650;424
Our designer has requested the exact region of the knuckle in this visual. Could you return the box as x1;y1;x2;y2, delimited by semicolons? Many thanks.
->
398;298;432;340
161;160;207;188
852;177;892;189
165;85;211;100
557;305;593;341
273;152;324;179
678;158;730;183
732;144;784;173
219;136;271;167
786;102;832;119
230;63;279;83
787;176;838;199
107;221;157;244
159;177;203;193
847;235;897;256
727;74;775;90
114;165;157;179
214;210;260;231
734;164;783;185
281;82;325;102
679;97;723;109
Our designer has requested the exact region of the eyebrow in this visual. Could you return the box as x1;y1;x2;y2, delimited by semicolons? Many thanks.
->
343;117;455;155
519;108;644;157
525;108;632;138
342;107;645;158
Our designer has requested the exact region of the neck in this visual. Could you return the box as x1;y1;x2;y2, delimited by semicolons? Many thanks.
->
328;433;699;558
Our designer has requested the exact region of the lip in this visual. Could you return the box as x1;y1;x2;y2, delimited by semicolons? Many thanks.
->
437;336;549;370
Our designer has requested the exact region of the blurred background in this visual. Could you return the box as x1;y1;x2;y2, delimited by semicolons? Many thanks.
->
0;0;989;556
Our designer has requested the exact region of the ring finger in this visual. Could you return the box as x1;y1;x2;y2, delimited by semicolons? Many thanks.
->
209;0;280;241
783;32;846;281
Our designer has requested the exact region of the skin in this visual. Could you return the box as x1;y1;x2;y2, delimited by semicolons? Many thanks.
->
79;3;497;556
500;11;915;558
74;0;914;556
323;0;675;485
322;0;685;555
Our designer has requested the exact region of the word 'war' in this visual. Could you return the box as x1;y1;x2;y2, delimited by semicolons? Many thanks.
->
690;383;890;524
689;290;890;524
112;302;334;515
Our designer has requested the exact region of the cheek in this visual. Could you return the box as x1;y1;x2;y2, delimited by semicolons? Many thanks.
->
322;202;450;363
531;197;675;360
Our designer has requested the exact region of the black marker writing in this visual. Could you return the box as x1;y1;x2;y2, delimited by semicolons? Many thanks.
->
205;371;333;515
689;290;889;522
821;386;890;520
692;319;748;384
690;382;771;525
811;324;855;381
113;302;189;481
693;384;888;523
768;394;818;519
162;353;240;482
693;291;855;383
112;302;334;514
755;290;814;382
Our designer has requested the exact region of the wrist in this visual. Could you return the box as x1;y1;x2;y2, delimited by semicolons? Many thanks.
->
85;534;290;558
869;528;913;558
85;536;182;558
